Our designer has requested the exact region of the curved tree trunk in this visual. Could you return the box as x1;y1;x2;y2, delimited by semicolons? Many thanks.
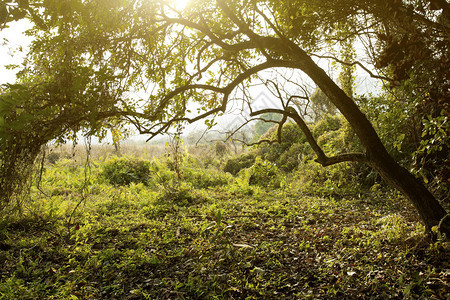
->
278;39;450;235
372;154;449;233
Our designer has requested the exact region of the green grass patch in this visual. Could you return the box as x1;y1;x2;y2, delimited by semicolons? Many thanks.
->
0;155;448;299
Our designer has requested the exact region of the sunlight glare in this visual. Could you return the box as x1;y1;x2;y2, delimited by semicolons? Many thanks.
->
172;0;189;10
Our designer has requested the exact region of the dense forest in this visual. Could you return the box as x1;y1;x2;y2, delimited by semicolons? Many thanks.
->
0;0;448;298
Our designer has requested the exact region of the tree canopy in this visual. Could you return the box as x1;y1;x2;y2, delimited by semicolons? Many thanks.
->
0;0;449;234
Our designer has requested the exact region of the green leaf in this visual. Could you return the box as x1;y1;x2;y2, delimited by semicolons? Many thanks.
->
0;3;7;23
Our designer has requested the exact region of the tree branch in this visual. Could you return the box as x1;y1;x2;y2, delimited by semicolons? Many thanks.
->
250;107;372;167
310;53;392;82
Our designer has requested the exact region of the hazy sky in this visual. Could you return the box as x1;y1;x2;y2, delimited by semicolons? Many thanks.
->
0;17;381;143
0;20;32;85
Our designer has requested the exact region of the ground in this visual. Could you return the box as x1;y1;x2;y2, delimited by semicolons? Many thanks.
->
0;151;449;299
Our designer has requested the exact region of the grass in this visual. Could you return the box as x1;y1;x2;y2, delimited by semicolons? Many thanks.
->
0;146;449;299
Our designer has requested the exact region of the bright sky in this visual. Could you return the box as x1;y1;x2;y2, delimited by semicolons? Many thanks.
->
0;20;33;85
0;9;381;143
172;0;190;9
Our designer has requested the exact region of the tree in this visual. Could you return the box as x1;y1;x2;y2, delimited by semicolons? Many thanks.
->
0;0;139;210
2;0;449;234
309;88;337;122
253;112;282;140
0;0;47;29
305;0;449;194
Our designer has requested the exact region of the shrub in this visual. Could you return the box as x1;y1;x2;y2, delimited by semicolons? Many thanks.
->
293;160;363;197
101;156;152;186
248;157;282;188
258;122;306;161
223;153;256;175
311;114;342;137
184;167;232;189
255;115;363;173
215;141;228;157
256;122;308;172
278;143;310;172
157;181;194;205
46;151;60;165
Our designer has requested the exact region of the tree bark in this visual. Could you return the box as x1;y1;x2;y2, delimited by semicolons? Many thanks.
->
274;38;450;235
166;2;450;235
372;154;450;234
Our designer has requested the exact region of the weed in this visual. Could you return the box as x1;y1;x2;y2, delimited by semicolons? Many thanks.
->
0;146;448;300
101;156;152;186
248;157;282;188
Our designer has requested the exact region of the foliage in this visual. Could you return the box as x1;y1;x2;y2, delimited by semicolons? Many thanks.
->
248;157;282;188
0;84;48;211
214;141;228;158
1;0;448;232
184;166;232;189
292;160;362;198
256;116;360;173
309;88;338;121
311;115;342;138
0;151;448;299
0;37;127;210
0;0;144;210
415;112;450;200
156;179;194;205
419;113;449;158
101;156;152;186
0;0;44;29
165;135;186;180
316;115;362;156
275;142;307;173
223;153;256;176
253;112;283;140
356;92;449;197
46;151;61;165
257;122;307;172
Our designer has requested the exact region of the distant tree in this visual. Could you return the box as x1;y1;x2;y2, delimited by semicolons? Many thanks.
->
253;112;282;140
309;88;338;122
215;141;228;157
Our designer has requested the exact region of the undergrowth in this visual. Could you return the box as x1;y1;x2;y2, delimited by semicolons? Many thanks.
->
0;150;448;299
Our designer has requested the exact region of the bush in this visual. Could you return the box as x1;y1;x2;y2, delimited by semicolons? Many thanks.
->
255;115;363;173
256;122;308;172
258;123;305;161
293;160;363;197
248;157;282;188
157;181;194;205
223;153;256;175
311;114;342;137
184;167;232;189
46;152;60;165
215;141;228;157
314;116;362;156
101;156;152;186
278;143;310;172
